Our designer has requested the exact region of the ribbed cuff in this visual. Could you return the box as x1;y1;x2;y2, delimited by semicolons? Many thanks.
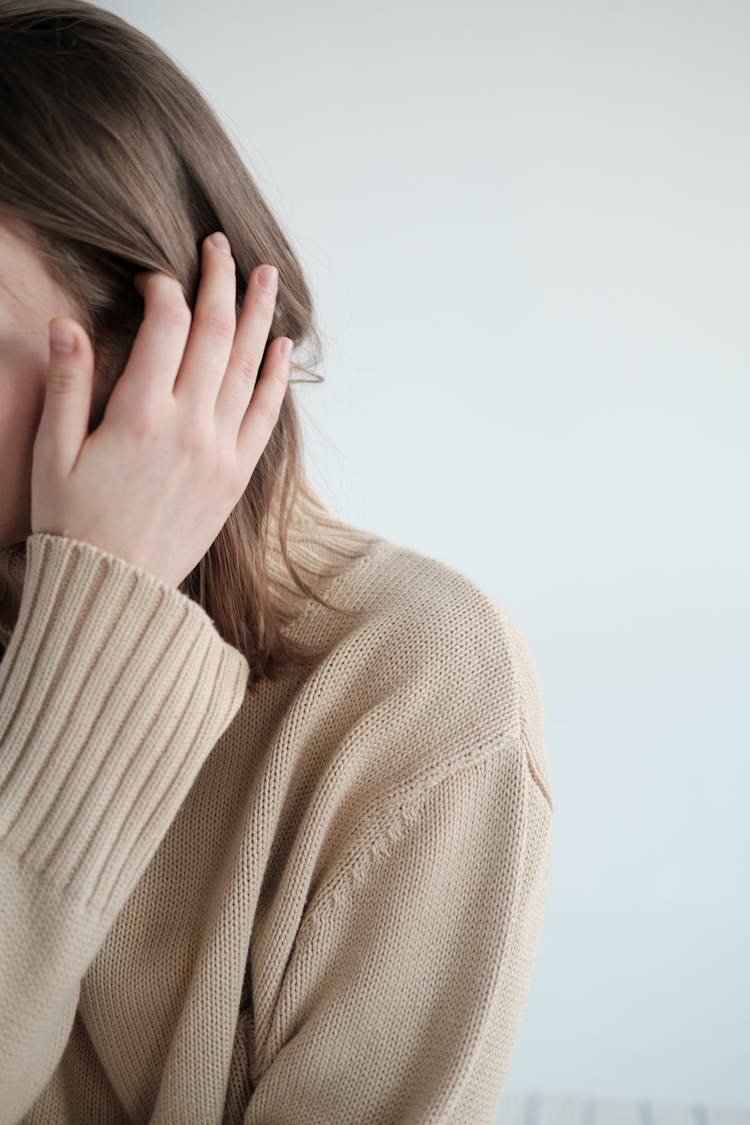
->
0;533;249;921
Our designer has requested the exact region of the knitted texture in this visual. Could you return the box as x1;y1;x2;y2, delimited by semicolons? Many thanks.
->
0;499;553;1125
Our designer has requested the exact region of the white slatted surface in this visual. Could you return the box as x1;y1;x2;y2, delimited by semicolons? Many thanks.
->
495;1094;750;1125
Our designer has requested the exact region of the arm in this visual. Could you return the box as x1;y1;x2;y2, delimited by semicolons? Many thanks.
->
0;532;249;1124
243;737;553;1124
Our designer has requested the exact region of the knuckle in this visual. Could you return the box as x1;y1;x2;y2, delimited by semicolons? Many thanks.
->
45;366;78;395
259;397;280;432
175;418;207;454
127;407;161;442
201;308;236;342
233;347;259;385
164;301;192;332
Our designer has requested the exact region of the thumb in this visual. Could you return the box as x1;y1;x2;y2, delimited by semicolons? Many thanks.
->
40;317;94;474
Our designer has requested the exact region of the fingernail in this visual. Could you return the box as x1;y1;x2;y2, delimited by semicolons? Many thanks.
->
49;322;75;353
258;265;278;290
280;338;292;359
210;231;231;254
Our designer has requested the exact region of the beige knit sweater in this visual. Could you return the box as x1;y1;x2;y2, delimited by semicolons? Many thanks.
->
0;490;553;1125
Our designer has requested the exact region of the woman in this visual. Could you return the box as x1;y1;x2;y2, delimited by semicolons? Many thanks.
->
0;3;554;1122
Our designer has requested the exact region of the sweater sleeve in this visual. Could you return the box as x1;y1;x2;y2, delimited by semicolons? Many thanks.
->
0;532;249;1125
243;738;553;1125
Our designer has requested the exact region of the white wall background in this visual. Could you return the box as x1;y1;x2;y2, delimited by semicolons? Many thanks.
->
108;0;750;1108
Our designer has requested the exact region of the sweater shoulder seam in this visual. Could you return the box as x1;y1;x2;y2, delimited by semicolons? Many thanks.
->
293;736;548;951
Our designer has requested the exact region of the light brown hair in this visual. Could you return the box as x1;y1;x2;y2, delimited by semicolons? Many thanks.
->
0;0;374;690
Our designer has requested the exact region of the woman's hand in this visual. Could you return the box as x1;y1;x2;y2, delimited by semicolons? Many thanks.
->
32;232;291;590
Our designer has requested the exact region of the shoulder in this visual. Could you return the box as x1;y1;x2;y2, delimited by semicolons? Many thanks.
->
298;533;549;796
